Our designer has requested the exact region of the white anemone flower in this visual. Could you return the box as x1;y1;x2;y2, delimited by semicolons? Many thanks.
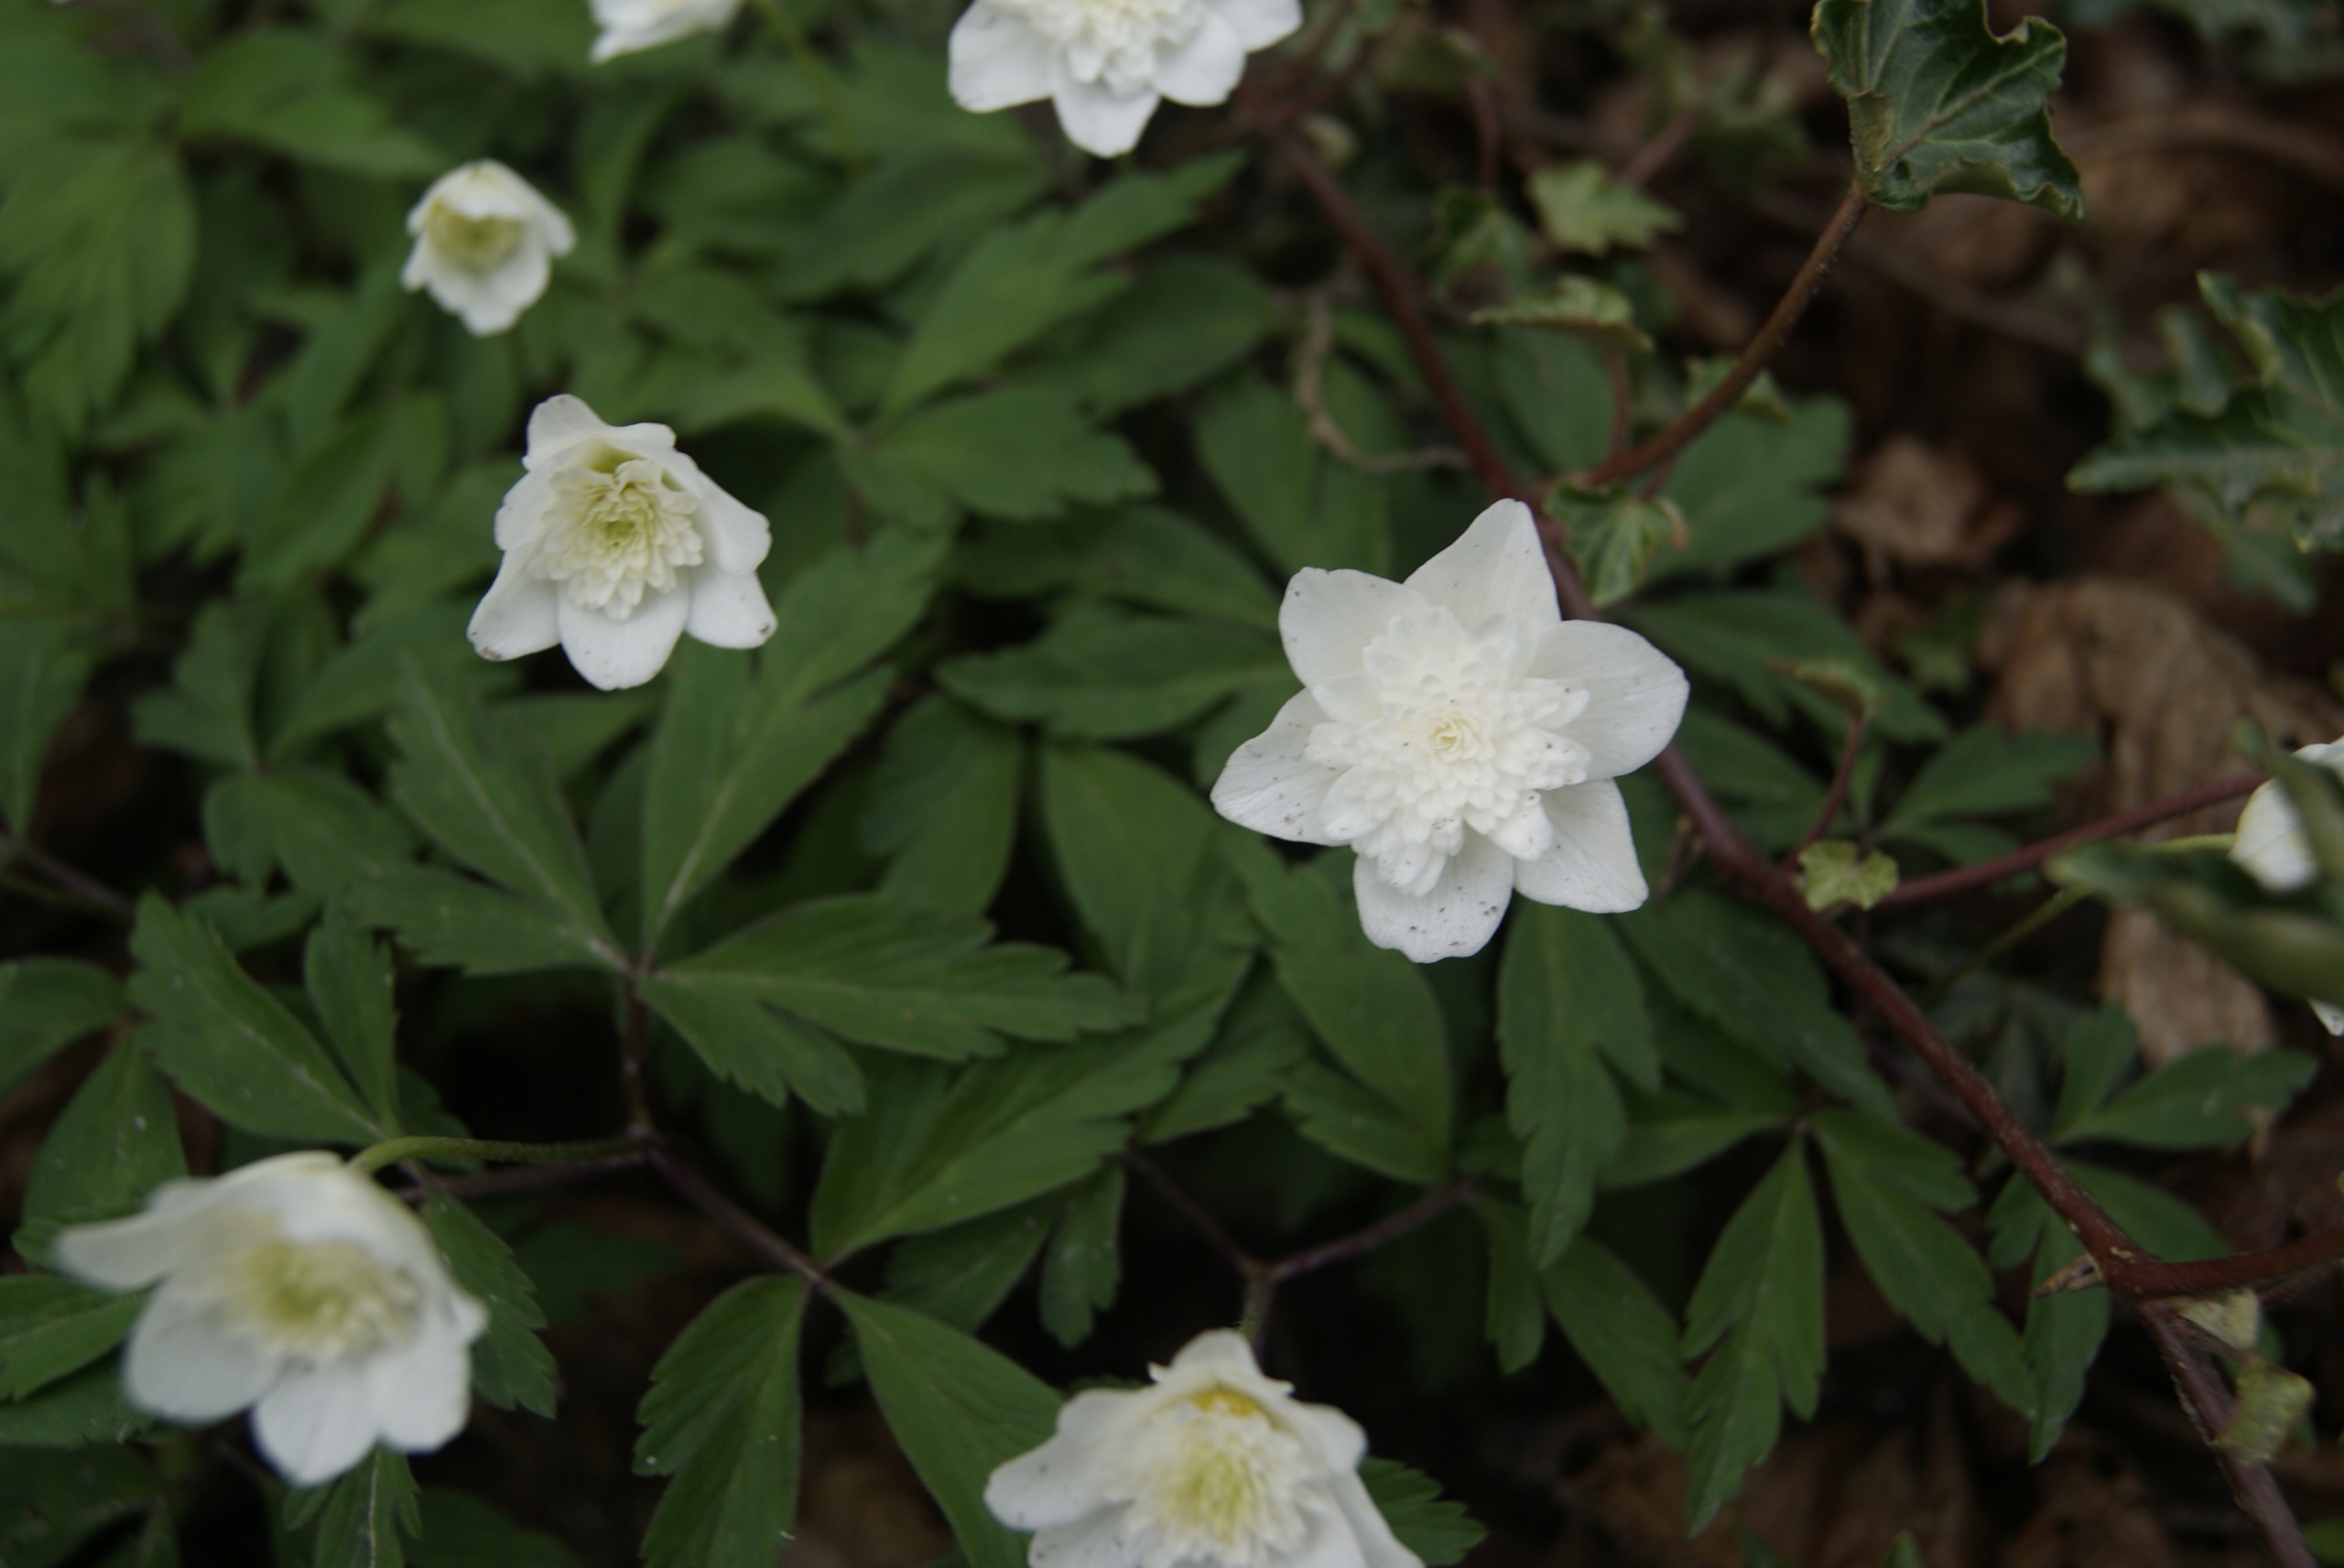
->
949;0;1300;157
51;1152;486;1487
986;1329;1422;1568
590;0;739;62
1211;500;1687;963
2228;738;2344;1034
468;395;778;691
401;161;575;337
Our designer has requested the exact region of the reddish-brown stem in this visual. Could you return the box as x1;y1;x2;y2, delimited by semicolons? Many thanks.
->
1875;773;2263;909
649;1142;836;1292
2122;1224;2344;1302
1618;106;1700;189
1;833;136;919
1266;1179;1477;1282
1572;179;1866;491
1602;348;1633;463
1275;133;1528;504
2142;1304;2317;1568
1125;1150;1259;1277
1788;715;1864;862
620;984;654;1132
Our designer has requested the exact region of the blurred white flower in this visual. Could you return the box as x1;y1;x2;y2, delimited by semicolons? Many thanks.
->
986;1328;1421;1568
468;395;777;691
1211;500;1687;963
2229;738;2344;1034
590;0;740;62
51;1152;485;1487
401;161;574;337
949;0;1299;157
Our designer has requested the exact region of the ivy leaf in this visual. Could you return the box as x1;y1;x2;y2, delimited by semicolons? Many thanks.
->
634;1278;808;1568
1811;0;2083;217
1525;162;1685;254
1550;490;1687;606
1472;276;1652;351
1795;841;1901;912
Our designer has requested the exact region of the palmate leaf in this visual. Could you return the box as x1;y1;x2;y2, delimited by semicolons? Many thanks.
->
1811;0;2082;217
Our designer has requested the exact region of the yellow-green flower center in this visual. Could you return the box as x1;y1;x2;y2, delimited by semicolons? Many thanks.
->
425;204;526;272
534;453;704;617
228;1239;422;1361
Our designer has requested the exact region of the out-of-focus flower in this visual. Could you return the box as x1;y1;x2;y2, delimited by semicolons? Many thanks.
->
468;395;776;691
985;1328;1421;1568
401;161;575;336
949;0;1299;157
590;0;740;63
1211;500;1687;962
2230;737;2344;1034
52;1152;485;1487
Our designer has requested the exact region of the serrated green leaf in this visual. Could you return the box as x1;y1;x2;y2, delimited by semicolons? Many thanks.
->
866;387;1156;524
0;1446;162;1566
884;1198;1058;1333
1881;725;2096;842
179;30;444;178
1142;970;1311;1143
635;1277;807;1568
1796;840;1901;911
2061;1042;2315;1149
1038;1164;1123;1347
19;1040;185;1243
0;1278;141;1401
1811;0;2083;216
1498;904;1653;1266
1470;1195;1547;1373
129;596;273;771
1194;372;1388;576
126;893;381;1144
639;975;865;1117
0;1360;147;1447
839;1293;1061;1568
1551;490;1687;606
942;608;1286;742
1541;1235;1690;1447
307;1448;420;1568
1526;162;1685;254
0;619;94;835
1282;1062;1449;1184
1358;1458;1487;1567
1038;256;1277;416
422;1194;556;1418
303;913;401;1131
1623;589;1946;743
862;697;1024;917
1680;1145;1825;1531
350;866;616;977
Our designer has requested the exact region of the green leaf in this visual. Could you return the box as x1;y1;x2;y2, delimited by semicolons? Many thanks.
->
385;664;623;971
1498;904;1655;1266
1795;840;1901;911
0;1447;163;1567
1526;162;1685;254
1358;1458;1487;1567
1470;1196;1547;1373
776;145;1050;301
1038;257;1278;416
0;620;93;835
1810;0;2083;216
0;1360;146;1447
839;1293;1061;1568
126;893;381;1144
363;0;596;77
862;697;1025;916
421;1194;556;1418
0;1278;141;1400
1282;1062;1449;1184
351;867;617;977
635;1277;808;1568
941;608;1286;741
303;913;401;1131
2060;1044;2316;1149
639;532;944;943
1622;589;1946;743
307;1449;420;1568
0;958;124;1098
1496;328;1613;475
1194;371;1389;576
2047;1003;2137;1136
1235;847;1454;1160
884;1198;1058;1333
1680;1144;1826;1531
129;596;273;771
639;975;865;1117
863;389;1156;525
1036;743;1256;1000
1541;1235;1690;1447
407;1489;586;1568
1655;400;1854;583
1988;1184;2108;1461
1622;891;1893;1118
1880;726;2096;844
667;893;1137;1061
178;30;443;178
19;1040;185;1240
1038;1164;1123;1347
1473;276;1652;351
1142;970;1312;1142
956;506;1279;632
1551;490;1687;606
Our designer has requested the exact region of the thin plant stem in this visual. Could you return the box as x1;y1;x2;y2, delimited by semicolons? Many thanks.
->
1787;714;1864;862
2142;1303;2317;1568
0;833;136;919
748;0;863;171
649;1143;837;1292
1570;179;1866;491
1602;347;1633;463
400;1151;650;1202
621;984;653;1133
1265;1179;1476;1282
1618;105;1700;189
1878;775;2263;908
350;1133;645;1177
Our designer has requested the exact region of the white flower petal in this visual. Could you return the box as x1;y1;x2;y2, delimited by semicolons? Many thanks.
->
1028;1508;1139;1568
121;1289;283;1422
686;568;778;649
1210;0;1301;48
1328;1467;1427;1568
2230;743;2344;894
2317;1000;2343;1035
50;1190;219;1289
1211;689;1344;846
254;1363;381;1487
559;585;690;690
1529;621;1687;778
525;394;613;463
1512;779;1646;913
1353;833;1514;962
1153;6;1247;105
668;453;770;574
1049;67;1160;157
1163;1326;1266;1379
493;470;553;551
468;556;560;663
1404;499;1557;631
985;1390;1136;1529
361;1303;476;1452
1286;1400;1367;1472
1281;568;1425;688
950;0;1057;110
